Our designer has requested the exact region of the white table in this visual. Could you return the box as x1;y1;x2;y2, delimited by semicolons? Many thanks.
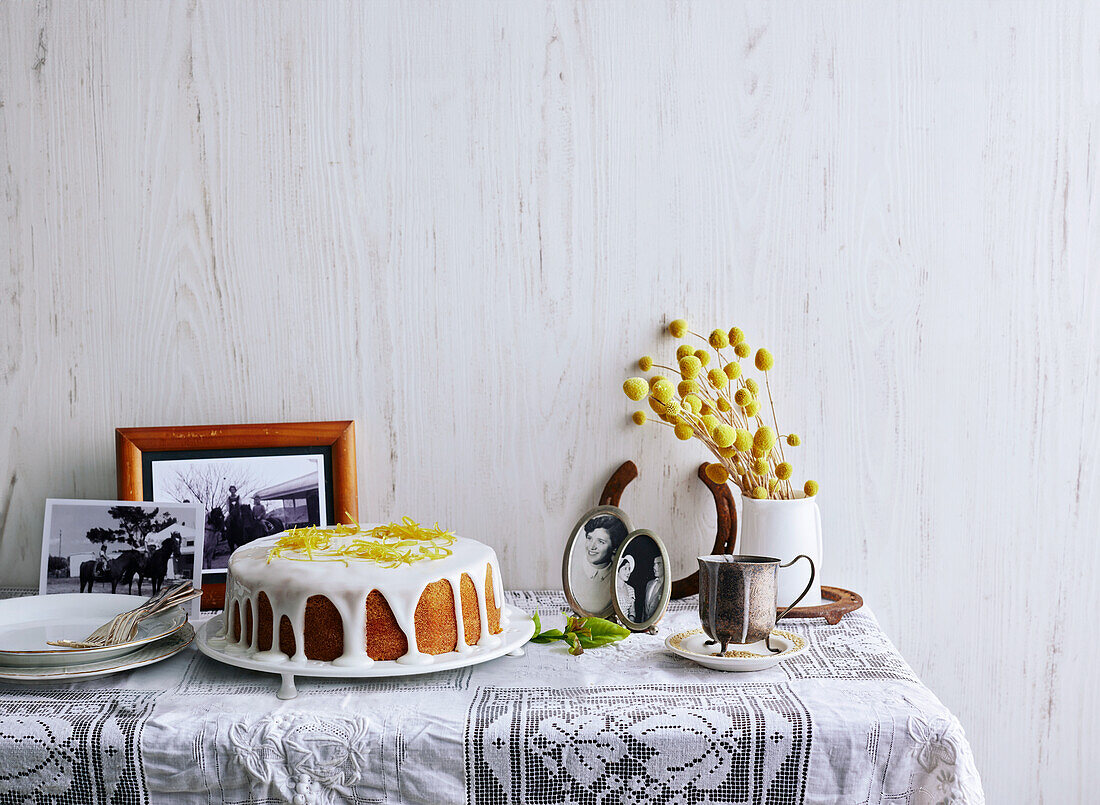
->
0;590;984;804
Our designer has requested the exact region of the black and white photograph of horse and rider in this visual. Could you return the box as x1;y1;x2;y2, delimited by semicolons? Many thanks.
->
40;499;204;596
149;453;328;575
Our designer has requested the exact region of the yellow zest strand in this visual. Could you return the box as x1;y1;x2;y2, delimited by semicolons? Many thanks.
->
267;517;455;567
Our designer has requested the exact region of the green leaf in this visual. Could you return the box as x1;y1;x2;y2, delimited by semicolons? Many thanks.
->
527;611;628;655
530;629;565;643
529;611;565;643
576;617;631;648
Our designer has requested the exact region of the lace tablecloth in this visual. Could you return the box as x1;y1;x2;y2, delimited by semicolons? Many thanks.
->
0;590;983;804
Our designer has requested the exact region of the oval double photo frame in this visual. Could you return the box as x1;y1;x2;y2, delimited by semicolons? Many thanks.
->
563;505;671;631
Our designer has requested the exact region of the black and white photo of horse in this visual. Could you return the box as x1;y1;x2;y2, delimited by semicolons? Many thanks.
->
148;453;327;575
41;500;202;598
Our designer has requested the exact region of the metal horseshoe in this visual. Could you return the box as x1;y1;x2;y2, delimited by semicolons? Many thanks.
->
598;460;737;599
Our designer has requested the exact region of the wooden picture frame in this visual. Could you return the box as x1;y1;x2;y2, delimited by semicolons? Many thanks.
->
116;421;358;610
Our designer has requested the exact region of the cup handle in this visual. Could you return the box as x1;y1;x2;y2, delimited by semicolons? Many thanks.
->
776;554;816;622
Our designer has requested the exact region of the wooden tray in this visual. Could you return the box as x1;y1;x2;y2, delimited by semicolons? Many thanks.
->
778;585;863;624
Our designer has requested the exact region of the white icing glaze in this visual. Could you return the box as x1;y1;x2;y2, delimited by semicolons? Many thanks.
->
223;529;506;667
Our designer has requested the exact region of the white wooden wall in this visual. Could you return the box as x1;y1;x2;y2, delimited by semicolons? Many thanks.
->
2;1;1097;800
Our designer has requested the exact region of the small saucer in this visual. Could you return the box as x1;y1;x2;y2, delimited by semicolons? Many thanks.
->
664;628;806;672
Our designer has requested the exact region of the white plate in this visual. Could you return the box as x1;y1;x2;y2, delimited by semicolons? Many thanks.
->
0;624;194;682
665;627;807;672
0;593;188;667
196;604;536;698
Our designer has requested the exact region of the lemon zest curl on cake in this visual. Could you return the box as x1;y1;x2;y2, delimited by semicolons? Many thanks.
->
267;516;456;568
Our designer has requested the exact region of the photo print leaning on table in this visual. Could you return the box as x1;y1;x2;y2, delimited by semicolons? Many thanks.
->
40;498;205;616
563;505;632;618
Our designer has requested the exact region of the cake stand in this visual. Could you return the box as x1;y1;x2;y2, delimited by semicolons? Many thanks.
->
196;604;536;699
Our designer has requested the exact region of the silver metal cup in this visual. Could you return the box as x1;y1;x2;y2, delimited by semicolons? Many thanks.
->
697;553;816;655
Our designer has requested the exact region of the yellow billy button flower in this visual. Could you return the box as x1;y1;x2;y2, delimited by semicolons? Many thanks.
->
649;375;667;388
632;411;647;426
676;344;695;360
752;486;768;499
752;446;764;458
669;319;689;338
713;424;736;449
755;348;774;371
638;356;653;371
705;463;730;484
664;399;683;418
701;414;720;435
623;377;648;401
723;361;742;380
745;400;760;417
718;445;737;458
745;378;759;395
728;327;745;345
651;379;675;404
733;388;752;407
674;422;694;440
752;457;769;475
682;394;702;415
678;380;698;397
649;397;666;416
694;349;711;367
678;355;702;380
709;328;730;349
700;402;714;416
734;342;751;358
716;397;732;412
775;462;792;480
707;368;728;390
804;480;819;497
786;433;801;446
733;428;753;452
753;426;777;452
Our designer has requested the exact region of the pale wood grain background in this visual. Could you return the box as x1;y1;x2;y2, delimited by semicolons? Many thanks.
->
2;1;1098;800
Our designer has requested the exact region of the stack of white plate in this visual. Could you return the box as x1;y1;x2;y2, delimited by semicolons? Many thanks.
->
0;593;195;683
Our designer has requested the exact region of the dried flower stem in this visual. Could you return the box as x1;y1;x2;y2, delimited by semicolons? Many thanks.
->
624;320;816;500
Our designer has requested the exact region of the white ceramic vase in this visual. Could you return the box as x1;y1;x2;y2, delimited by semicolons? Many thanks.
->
737;493;823;608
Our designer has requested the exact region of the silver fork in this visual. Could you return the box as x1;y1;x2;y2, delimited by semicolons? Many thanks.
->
47;581;201;648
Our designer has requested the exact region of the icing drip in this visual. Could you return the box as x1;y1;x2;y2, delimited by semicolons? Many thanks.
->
491;561;511;630
223;530;504;667
331;593;371;667
388;599;429;666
